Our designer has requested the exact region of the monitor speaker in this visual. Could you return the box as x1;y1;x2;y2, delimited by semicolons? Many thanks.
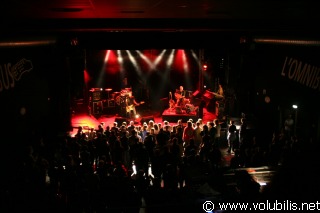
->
140;116;155;125
115;117;128;126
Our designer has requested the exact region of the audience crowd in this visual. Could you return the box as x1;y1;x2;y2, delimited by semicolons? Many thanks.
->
3;116;319;213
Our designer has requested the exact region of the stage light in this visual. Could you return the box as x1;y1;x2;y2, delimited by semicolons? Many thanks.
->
203;64;207;71
148;162;154;178
292;104;298;135
166;49;175;67
182;49;189;72
136;50;154;70
132;161;137;176
154;49;166;67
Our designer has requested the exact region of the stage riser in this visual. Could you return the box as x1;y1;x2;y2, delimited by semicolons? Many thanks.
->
162;114;198;123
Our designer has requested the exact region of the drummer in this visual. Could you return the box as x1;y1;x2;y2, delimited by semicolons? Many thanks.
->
175;85;188;108
175;85;186;100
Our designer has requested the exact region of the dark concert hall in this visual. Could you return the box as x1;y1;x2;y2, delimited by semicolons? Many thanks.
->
1;0;320;212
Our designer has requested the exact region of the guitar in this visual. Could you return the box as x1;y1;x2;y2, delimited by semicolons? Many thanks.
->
126;101;145;112
169;92;175;108
206;90;224;100
174;91;185;100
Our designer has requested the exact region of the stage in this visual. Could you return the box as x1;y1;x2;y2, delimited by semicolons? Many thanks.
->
70;105;216;137
162;107;199;123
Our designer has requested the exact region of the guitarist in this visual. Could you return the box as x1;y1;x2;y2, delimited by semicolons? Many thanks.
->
126;92;143;119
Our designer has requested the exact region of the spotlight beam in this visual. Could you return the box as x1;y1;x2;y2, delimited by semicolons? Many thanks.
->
96;49;111;86
136;50;154;70
126;50;143;77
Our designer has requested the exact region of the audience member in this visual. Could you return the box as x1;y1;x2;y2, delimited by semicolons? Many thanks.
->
227;120;237;154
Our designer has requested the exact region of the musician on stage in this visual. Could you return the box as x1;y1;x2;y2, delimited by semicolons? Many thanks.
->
126;92;140;119
175;85;186;98
125;91;145;119
217;84;224;97
207;84;224;101
175;85;186;107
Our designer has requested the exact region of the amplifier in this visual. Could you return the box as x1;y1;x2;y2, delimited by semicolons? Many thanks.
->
89;88;104;101
92;91;102;101
108;99;115;107
92;101;102;114
102;100;108;108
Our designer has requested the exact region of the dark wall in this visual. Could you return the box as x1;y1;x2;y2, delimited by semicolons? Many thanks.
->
238;42;320;142
0;43;74;165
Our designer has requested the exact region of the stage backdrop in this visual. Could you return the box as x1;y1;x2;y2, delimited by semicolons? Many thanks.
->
84;49;202;108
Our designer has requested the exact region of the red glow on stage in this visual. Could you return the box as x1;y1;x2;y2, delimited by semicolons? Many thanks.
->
142;49;158;61
70;114;101;137
140;49;160;71
203;64;207;71
247;168;256;173
105;50;120;74
84;69;91;84
173;49;186;71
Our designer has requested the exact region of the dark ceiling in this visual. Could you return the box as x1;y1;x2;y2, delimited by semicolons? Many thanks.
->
1;0;319;47
2;0;319;19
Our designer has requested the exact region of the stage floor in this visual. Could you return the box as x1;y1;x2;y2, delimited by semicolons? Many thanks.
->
162;107;199;123
70;107;216;137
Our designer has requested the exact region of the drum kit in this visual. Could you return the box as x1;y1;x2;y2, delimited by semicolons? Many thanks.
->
120;88;132;96
105;88;112;99
185;103;198;114
177;97;190;108
90;87;197;114
173;99;196;114
112;88;132;106
172;91;197;114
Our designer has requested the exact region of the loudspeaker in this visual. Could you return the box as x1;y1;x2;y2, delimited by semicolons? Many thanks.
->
91;91;102;101
93;101;103;114
102;100;108;108
140;116;155;125
108;99;115;107
159;97;169;113
115;117;128;126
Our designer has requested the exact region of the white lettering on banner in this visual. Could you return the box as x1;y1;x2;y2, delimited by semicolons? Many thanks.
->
281;56;320;92
0;58;33;93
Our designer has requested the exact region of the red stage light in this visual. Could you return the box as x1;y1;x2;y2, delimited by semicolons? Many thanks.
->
203;64;207;70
